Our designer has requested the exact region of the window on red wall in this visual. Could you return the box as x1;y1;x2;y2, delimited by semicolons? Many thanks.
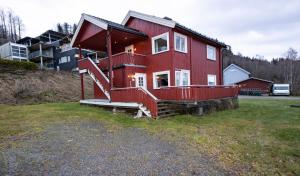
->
207;74;217;86
207;45;216;60
152;32;169;54
174;32;187;53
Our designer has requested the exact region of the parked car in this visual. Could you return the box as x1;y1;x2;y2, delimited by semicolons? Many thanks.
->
271;84;290;96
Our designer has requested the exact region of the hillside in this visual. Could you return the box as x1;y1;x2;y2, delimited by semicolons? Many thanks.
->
0;70;94;104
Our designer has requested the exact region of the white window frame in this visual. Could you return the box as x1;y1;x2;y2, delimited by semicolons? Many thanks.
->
207;74;217;86
174;32;187;53
151;32;169;54
207;45;216;61
59;56;71;64
175;69;190;86
153;70;170;89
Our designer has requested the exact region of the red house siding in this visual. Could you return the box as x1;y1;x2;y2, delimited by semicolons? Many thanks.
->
237;79;272;93
94;82;107;99
126;18;174;91
126;18;222;91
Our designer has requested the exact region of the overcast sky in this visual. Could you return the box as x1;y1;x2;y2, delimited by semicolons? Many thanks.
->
1;0;299;59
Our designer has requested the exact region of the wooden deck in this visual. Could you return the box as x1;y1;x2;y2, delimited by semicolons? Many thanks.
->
80;99;140;109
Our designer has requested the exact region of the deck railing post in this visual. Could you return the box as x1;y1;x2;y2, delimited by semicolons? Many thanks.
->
107;29;113;102
79;47;85;100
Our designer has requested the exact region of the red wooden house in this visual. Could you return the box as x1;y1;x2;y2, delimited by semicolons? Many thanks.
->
71;11;238;118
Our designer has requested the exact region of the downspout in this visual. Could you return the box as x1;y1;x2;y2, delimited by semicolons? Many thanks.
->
220;46;228;85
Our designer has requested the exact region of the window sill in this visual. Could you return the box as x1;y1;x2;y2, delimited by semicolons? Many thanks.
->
175;49;187;54
153;86;170;89
207;58;216;61
152;49;169;55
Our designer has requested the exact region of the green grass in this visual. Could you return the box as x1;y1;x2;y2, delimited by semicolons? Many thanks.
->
0;99;299;175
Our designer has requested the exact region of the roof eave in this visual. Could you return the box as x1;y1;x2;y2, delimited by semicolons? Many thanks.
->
175;24;226;47
121;10;176;28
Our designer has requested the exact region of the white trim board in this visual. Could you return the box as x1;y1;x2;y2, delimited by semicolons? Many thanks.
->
122;10;176;28
223;64;251;75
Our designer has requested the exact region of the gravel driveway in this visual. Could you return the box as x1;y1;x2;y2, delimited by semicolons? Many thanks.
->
0;119;231;176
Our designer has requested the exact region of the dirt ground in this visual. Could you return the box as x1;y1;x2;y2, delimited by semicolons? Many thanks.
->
0;70;94;104
0;119;233;176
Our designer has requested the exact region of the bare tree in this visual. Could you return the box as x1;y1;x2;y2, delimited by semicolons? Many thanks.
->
72;23;77;34
0;8;7;39
63;22;69;34
15;16;24;40
7;9;14;41
285;48;298;93
57;23;63;33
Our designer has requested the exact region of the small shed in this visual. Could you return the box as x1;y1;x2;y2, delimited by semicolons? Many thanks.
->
236;77;273;95
223;64;250;85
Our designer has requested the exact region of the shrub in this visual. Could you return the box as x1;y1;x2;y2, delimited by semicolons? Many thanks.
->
0;59;37;70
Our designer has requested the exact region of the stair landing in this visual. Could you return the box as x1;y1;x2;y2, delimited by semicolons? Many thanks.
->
80;99;140;109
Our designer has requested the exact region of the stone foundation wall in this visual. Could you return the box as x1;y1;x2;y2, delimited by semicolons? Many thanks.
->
159;97;239;117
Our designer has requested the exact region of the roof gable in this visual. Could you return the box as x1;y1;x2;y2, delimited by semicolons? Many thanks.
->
122;10;226;47
71;13;147;47
122;10;176;28
71;14;108;47
236;77;273;84
223;64;251;75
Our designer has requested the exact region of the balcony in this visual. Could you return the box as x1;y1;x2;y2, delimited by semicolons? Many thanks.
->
29;50;53;60
97;52;146;70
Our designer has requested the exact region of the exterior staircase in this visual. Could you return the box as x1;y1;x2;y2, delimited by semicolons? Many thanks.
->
78;58;111;100
79;58;157;118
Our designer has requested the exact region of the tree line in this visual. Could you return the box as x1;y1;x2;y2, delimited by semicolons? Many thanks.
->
0;8;24;45
56;23;77;35
223;48;300;95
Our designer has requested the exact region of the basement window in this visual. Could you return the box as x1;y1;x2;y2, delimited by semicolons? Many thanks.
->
153;71;170;89
152;32;169;54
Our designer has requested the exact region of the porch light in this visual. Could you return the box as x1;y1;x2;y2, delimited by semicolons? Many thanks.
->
128;74;135;79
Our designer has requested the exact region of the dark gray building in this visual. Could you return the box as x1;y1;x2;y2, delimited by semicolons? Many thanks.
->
17;30;94;71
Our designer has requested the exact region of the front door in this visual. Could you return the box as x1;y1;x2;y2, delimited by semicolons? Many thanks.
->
135;73;147;89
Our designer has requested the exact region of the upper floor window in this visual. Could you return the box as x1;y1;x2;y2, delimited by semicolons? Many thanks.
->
152;32;169;54
174;32;187;53
207;74;217;86
207;45;216;60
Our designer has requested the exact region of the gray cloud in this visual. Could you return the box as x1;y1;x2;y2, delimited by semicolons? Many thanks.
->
1;0;299;59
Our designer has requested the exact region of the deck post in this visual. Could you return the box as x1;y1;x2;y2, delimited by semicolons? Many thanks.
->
79;47;84;100
106;29;113;98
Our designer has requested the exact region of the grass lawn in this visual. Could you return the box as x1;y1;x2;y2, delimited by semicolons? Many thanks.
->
0;99;299;175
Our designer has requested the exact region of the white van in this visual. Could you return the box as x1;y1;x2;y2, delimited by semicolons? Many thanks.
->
271;84;290;96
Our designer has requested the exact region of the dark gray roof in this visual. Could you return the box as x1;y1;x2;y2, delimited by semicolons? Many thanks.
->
84;14;148;38
236;77;273;84
175;23;226;47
